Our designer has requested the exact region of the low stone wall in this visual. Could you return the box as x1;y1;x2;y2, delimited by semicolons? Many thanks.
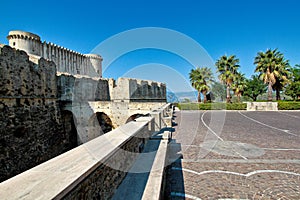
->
63;123;150;199
0;103;173;200
0;118;153;200
90;101;167;127
142;132;170;200
151;103;173;131
247;102;278;111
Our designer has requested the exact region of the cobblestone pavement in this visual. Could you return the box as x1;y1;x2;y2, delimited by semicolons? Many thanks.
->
165;110;300;200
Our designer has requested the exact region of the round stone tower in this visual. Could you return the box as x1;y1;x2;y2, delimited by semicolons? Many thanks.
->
7;30;42;56
84;54;103;77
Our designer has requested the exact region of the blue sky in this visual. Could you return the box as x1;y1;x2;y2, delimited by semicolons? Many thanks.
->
1;0;300;92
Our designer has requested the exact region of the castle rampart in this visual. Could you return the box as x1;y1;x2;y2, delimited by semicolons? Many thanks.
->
108;78;166;102
7;31;102;78
0;45;78;182
0;30;168;184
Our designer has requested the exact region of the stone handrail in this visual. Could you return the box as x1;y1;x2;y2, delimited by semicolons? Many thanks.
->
142;131;170;200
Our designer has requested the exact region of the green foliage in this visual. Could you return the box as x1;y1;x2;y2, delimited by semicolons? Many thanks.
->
243;75;267;101
216;55;240;84
178;103;246;110
285;65;300;100
210;82;226;102
189;67;213;103
216;55;240;103
285;82;300;100
178;102;300;110
278;101;300;110
231;72;247;102
254;48;291;101
181;98;191;103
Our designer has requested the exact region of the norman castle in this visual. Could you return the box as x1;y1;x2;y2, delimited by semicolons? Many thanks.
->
0;30;169;188
7;30;103;77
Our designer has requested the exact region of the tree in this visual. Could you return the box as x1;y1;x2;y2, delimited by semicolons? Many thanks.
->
243;75;267;101
285;65;300;100
272;60;291;100
210;82;226;102
198;67;213;103
231;72;247;102
189;67;202;102
216;55;240;103
254;49;290;101
189;67;213;103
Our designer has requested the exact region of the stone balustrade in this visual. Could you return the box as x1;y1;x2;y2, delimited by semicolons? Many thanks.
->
0;104;173;200
142;132;169;200
0;118;152;199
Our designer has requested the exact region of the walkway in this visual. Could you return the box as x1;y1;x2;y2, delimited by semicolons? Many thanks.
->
166;110;300;199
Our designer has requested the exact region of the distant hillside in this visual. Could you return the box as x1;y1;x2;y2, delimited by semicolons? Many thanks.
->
167;91;198;102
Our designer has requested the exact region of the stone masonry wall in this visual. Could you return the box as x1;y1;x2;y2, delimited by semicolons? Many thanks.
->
7;31;103;78
0;46;76;182
0;44;167;184
63;124;149;200
57;75;110;102
109;78;167;102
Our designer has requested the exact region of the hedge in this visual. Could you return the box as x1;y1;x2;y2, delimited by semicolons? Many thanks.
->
177;102;300;110
178;103;246;110
278;102;300;110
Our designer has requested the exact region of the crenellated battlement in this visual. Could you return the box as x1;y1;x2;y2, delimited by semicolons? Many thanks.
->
108;77;167;102
7;30;102;78
0;33;169;193
7;30;41;41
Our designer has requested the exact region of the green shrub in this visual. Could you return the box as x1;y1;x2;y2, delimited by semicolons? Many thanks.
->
278;102;300;110
177;101;300;110
225;103;247;110
178;103;246;110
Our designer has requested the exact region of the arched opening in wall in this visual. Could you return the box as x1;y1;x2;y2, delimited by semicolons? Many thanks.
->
61;110;78;149
126;113;150;123
90;112;114;135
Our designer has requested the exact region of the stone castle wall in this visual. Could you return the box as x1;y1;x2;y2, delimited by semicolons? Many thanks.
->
0;30;167;183
0;46;77;182
7;31;102;78
57;75;110;102
63;124;149;200
109;77;166;102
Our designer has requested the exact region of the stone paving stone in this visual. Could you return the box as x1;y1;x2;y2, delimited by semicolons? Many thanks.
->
165;110;300;200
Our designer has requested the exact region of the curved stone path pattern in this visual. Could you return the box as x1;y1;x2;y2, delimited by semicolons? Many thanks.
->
165;110;300;200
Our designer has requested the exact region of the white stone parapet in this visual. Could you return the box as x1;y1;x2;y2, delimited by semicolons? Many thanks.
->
7;30;102;78
0;103;172;199
247;102;278;111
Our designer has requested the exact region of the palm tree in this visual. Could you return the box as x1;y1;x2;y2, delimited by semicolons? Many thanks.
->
232;72;247;102
189;67;213;103
216;55;240;103
198;67;213;103
189;67;202;102
272;60;291;100
254;49;290;101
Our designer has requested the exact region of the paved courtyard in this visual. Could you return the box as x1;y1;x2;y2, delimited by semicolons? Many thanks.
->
166;110;300;200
